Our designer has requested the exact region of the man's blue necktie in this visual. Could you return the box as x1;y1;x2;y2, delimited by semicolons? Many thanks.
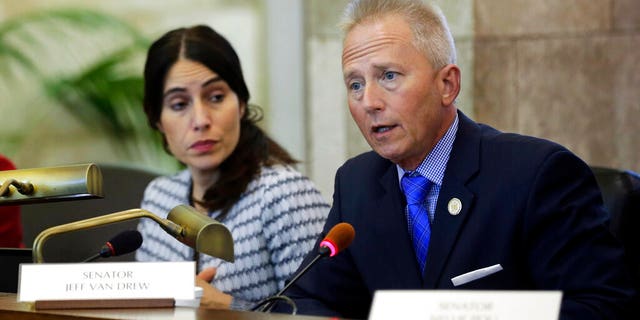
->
401;173;432;274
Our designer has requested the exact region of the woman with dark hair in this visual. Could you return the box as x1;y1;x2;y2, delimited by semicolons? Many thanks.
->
135;25;329;310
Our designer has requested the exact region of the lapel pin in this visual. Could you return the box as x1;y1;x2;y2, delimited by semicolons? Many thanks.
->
448;198;462;215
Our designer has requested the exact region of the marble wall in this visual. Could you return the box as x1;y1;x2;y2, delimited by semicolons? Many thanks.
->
474;0;640;172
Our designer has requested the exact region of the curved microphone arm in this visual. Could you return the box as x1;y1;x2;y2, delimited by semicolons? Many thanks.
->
251;295;297;315
32;205;235;263
250;223;355;314
252;251;326;313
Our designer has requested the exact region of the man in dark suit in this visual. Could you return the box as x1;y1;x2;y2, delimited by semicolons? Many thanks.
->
276;0;635;319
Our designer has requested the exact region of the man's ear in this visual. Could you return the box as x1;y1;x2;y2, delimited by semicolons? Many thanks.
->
438;64;461;106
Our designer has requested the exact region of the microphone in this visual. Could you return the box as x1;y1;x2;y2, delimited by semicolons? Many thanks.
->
252;222;355;314
83;230;143;262
317;222;355;257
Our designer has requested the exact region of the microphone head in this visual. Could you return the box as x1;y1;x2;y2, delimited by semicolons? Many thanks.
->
319;222;355;257
99;230;143;258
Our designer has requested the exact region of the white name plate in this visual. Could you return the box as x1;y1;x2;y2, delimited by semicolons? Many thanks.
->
18;261;195;302
369;290;562;320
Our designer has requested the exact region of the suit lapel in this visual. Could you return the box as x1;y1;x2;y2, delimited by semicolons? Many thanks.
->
371;160;424;287
423;111;481;288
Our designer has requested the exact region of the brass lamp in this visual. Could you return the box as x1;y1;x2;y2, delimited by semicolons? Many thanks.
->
0;163;103;205
32;205;235;263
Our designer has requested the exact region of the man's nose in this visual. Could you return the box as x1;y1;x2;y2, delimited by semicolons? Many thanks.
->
362;83;385;113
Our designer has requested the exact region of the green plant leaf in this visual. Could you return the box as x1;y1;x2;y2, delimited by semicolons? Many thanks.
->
1;8;177;170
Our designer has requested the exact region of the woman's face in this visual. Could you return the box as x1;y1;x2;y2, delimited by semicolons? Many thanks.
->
158;58;245;174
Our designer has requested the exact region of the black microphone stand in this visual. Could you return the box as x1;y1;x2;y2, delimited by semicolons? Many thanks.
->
251;247;330;314
81;245;112;262
82;253;103;263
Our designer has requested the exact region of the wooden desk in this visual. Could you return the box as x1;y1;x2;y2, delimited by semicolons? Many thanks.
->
0;293;334;320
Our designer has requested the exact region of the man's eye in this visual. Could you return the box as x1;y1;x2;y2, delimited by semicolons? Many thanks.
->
350;82;362;91
383;71;396;80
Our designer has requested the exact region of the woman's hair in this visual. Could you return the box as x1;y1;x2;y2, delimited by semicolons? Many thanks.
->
340;0;456;70
143;25;296;216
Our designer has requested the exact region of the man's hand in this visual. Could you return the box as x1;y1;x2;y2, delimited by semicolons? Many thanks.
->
196;267;232;309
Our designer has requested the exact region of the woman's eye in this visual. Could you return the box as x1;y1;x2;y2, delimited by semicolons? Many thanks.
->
169;100;188;111
383;71;397;81
210;94;224;103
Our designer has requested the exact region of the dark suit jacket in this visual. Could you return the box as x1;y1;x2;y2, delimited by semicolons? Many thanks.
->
279;112;635;319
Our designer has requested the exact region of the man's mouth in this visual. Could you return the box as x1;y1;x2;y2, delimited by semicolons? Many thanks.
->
373;125;395;133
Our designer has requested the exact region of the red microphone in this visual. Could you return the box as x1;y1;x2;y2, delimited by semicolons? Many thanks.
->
319;222;355;257
252;222;355;313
